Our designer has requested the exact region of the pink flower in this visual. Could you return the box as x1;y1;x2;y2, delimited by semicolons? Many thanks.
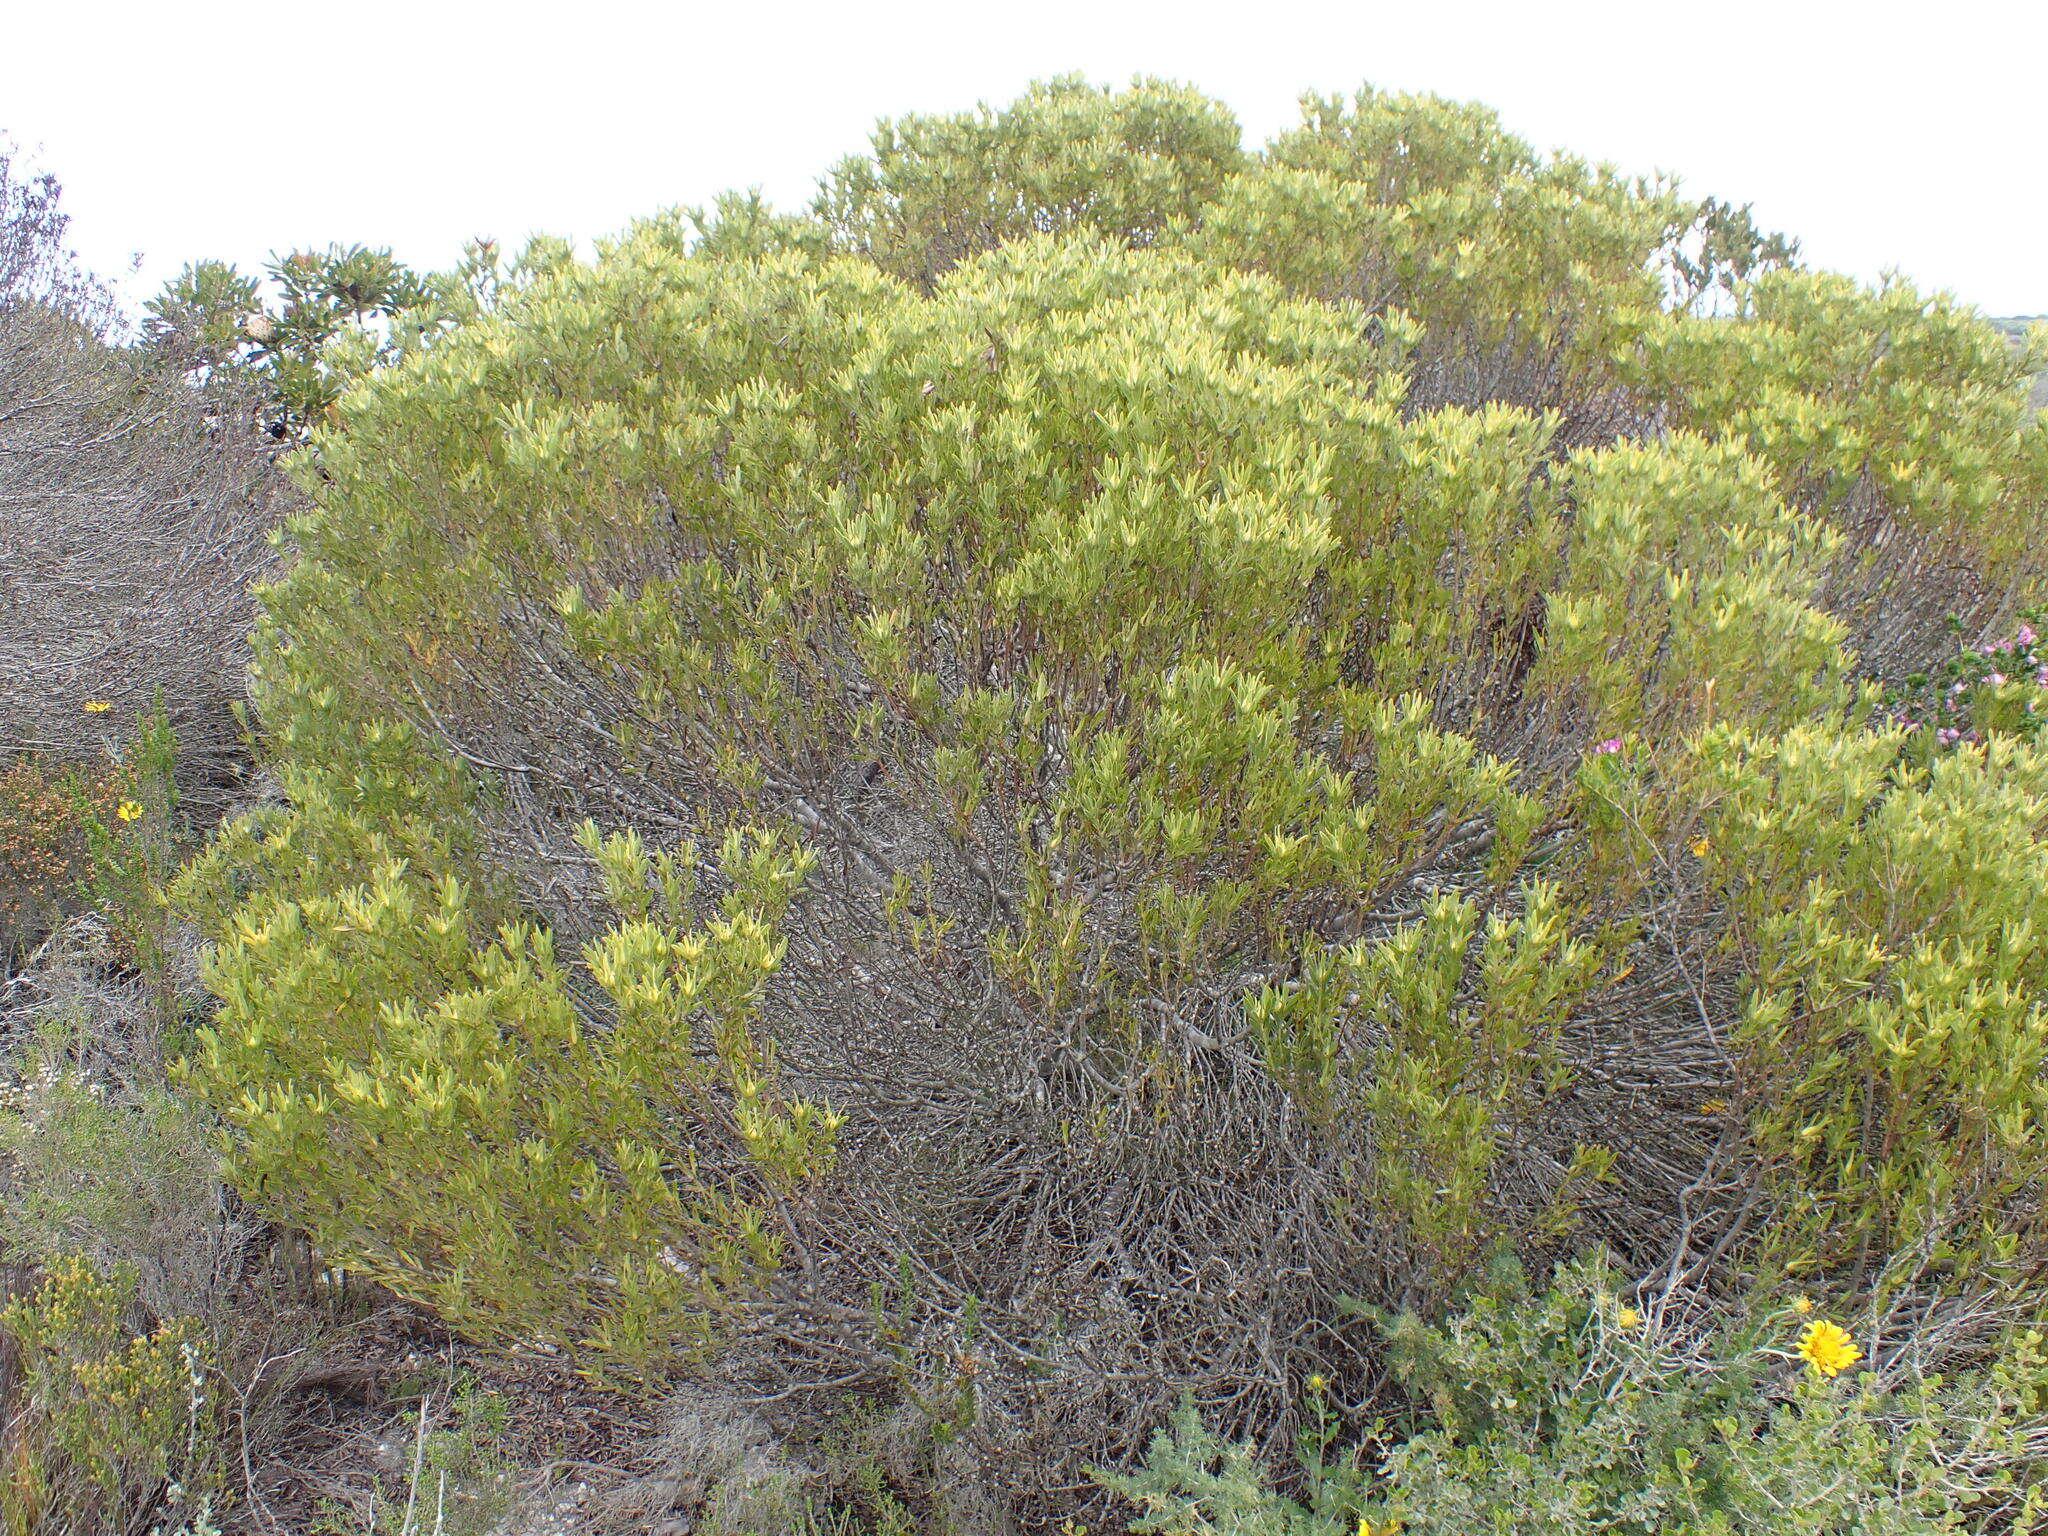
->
1592;737;1623;755
1989;672;2007;687
2020;625;2037;647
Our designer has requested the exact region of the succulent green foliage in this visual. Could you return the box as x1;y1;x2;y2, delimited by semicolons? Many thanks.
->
1109;1256;2048;1535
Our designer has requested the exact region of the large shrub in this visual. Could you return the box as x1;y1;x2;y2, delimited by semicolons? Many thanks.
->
179;78;2048;1520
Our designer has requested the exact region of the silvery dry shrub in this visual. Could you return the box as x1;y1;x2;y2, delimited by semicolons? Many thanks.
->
0;151;285;822
173;76;2048;1513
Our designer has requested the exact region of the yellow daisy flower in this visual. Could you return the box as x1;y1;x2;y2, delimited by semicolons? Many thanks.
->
1617;1306;1642;1329
1690;835;1712;859
1796;1319;1862;1378
116;800;144;823
81;700;112;713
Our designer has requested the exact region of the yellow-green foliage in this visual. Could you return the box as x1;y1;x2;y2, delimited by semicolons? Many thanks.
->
1697;726;2048;1288
1192;86;1688;413
1641;273;2048;555
181;77;2048;1488
0;1256;217;1536
815;73;1245;285
185;808;834;1380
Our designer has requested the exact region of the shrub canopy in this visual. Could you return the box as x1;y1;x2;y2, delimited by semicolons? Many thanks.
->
179;76;2048;1513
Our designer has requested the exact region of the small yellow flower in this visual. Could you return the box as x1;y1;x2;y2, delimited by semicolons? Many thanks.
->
1796;1319;1862;1378
1690;835;1712;858
1307;1373;1327;1393
1358;1519;1401;1536
1791;1295;1814;1315
81;700;112;713
116;800;144;823
1617;1306;1643;1330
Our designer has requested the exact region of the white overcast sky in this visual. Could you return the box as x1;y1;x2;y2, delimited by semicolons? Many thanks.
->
6;0;2043;316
